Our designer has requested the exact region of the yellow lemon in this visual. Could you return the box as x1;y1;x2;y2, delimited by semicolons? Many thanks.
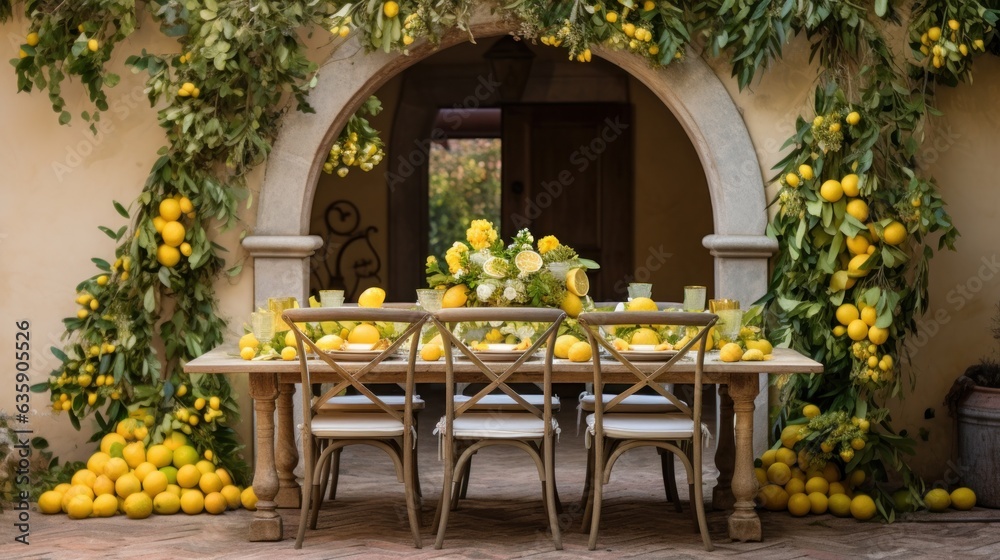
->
819;180;843;203
560;292;583;318
808;492;829;514
924;488;951;512
176;464;202;489
802;404;821;418
950;487;976;510
101;433;127;455
157;244;181;267
196;459;216;475
67;494;94;519
847;319;869;341
822;462;841;483
868;326;888;345
240;347;256;360
238;333;259;351
883;221;907;246
87;493;115;517
348;323;380;344
172;444;199;467
927;26;942;41
115;473;142;498
785;173;800;188
199;472;223;494
220;484;242;509
143;470;169;497
780;425;803;449
357;287;386;308
315;334;344;351
383;1;399;18
241;486;258;510
626;297;658;312
87;38;99;51
180;489;205;514
845;234;871;256
165;483;182;497
847;254;871;278
554;335;580;359
788;493;811;516
420;343;442;361
760;449;777;469
841;174;860;197
846;199;869;222
785;478;805;495
567;341;592;362
214;468;232;487
755;467;769;486
745;339;773;355
61;484;95;512
282;330;296;349
178;196;194;214
829;270;855;292
153;492;181;515
741;348;765;361
719;342;743;363
204;491;228;514
86;451;111;476
850;494;877;520
775;447;797;467
565;268;590;296
629;327;659;345
161;221;186;247
39;490;64;514
798;164;814;180
757;484;789;511
281;346;297;361
159;198;182;221
123;491;153;519
133;461;158;482
122;441;146;469
805;477;830;495
164;432;188;451
767;462;792;486
846;111;861;125
103;457;129;481
828;493;852;517
441;284;469;308
179;242;193;257
146;444;173;469
860;306;877;327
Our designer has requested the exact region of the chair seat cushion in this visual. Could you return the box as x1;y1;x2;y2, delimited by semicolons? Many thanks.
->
436;413;559;440
321;394;425;411
311;413;405;437
586;413;694;440
578;393;681;413
455;393;560;411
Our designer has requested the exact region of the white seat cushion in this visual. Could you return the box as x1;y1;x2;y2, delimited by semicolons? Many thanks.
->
311;413;405;438
436;413;559;440
578;393;681;413
455;394;560;411
321;394;425;411
586;413;694;440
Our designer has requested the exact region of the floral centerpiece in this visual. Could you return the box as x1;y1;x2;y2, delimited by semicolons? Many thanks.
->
424;219;599;312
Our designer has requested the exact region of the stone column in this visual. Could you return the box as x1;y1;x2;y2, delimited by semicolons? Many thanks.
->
702;233;777;459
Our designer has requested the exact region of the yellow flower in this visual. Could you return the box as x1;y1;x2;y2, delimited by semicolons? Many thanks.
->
445;242;468;274
466;219;498;250
426;255;437;266
538;235;560;254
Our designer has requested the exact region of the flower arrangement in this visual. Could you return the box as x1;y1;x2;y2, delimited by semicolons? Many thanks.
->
425;219;598;311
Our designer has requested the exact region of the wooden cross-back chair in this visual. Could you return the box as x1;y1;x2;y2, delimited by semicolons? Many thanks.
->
430;306;566;550
284;307;428;549
577;310;718;551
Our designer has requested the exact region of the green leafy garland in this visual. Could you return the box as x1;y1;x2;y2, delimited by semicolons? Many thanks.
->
5;0;999;514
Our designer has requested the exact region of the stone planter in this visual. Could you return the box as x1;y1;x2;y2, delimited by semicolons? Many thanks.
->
957;385;1000;508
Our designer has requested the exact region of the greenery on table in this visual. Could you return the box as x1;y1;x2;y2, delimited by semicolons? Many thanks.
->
5;0;999;516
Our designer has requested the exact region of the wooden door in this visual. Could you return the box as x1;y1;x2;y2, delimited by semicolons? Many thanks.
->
501;104;633;300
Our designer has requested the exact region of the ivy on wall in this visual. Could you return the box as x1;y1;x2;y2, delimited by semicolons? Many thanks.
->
4;0;998;514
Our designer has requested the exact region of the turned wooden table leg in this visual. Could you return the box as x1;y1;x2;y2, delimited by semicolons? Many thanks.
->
275;381;301;509
726;375;762;542
713;384;736;511
248;372;283;542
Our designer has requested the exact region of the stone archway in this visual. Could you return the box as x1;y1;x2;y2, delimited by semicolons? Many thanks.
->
244;13;777;467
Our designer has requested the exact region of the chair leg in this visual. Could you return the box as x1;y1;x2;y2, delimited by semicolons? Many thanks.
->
434;443;455;549
309;482;323;530
543;435;563;550
658;447;682;512
586;464;604;550
693;476;713;551
295;438;314;549
580;444;594;510
404;442;422;548
326;448;341;501
457;455;472;501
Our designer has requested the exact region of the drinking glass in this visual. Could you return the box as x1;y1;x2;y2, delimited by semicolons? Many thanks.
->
416;289;444;313
717;309;743;343
250;310;275;342
319;289;345;308
268;297;297;331
709;298;740;313
683;286;707;312
627;283;653;300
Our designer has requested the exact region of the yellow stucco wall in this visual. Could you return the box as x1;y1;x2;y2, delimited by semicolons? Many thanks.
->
1;16;998;480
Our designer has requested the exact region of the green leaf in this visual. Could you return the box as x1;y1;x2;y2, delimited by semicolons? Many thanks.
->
144;286;156;313
113;201;130;218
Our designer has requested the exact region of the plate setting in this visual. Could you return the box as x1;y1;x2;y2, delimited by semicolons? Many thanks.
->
324;342;397;362
455;343;539;362
612;344;680;362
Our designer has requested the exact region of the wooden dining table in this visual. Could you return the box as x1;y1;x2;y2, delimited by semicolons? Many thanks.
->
184;346;822;543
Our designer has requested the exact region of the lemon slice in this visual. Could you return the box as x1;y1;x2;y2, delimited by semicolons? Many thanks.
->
565;268;589;296
482;256;508;278
514;250;543;273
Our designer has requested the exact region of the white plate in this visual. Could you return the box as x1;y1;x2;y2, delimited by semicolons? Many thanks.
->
456;344;537;362
324;343;396;362
614;344;679;362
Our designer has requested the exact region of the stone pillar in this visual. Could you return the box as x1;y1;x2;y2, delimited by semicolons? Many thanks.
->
703;233;777;458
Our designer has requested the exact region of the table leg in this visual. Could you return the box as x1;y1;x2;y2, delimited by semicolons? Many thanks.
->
248;373;282;542
726;375;761;542
275;382;301;508
712;384;736;511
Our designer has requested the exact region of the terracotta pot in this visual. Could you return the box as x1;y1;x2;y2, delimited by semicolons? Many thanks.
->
957;385;1000;508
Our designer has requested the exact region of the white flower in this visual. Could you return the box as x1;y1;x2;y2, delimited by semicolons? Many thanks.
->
455;269;464;279
476;283;495;301
503;286;518;301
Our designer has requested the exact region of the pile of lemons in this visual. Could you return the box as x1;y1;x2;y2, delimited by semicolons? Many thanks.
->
153;196;196;268
37;420;256;520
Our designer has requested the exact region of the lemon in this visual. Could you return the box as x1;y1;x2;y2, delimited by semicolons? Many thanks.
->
882;221;907;246
103;457;129;482
867;326;888;345
802;404;821;418
829;270;855;292
121;441;146;469
741;348;764;361
220;484;242;509
177;489;203;514
805;476;829;495
788;493;811;516
767;462;792;485
199;472;223;494
829;481;847;496
241;486;258;510
157;244;181;267
420;343;442;361
164;432;188;451
176;464;202;489
847;319;869;342
165;483;182;497
565;268;590;296
798;164;814;180
153;492;181;515
442;284;469;308
745;339;773;355
133;461;157;482
383;1;399;17
719;342;743;363
846;111;861;125
357;286;386;308
845;234;870;256
178;196;194;214
553;335;580;359
785;173;800;188
780;425;803;449
87;38;99;52
820;463;840;484
927;26;942;41
775;447;797;467
348;323;380;344
754;468;769;486
240;347;256;360
859;306;877;327
846;199;869;222
808;492;829;514
785;478;805;495
115;472;141;498
144;444;172;469
39;490;64;514
567;341;592;362
819;180;843;202
173;445;199;468
143;470;169;497
513;250;543;273
86;451;111;476
67;494;94;519
757;484;789;511
159;198;182;221
828;493;852;517
605;11;618;22
950;487;976;510
847;254;871;278
924;488;951;512
179;242;193;257
202;491;226;514
849;494;876;520
161;221;186;247
101;432;127;454
626;297;658;312
281;346;297;360
196;459;216;475
553;292;581;318
122;492;153;519
841;174;860;197
61;484;95;512
760;449;777;469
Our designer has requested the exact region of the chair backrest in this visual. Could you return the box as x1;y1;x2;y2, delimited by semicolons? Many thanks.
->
577;311;717;440
283;307;429;429
431;307;566;424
